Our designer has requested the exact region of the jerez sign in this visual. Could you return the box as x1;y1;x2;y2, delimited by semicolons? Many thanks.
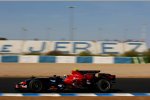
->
0;40;148;54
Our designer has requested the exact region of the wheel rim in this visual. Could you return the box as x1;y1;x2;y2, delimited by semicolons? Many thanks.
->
101;80;109;90
31;81;42;91
98;80;110;92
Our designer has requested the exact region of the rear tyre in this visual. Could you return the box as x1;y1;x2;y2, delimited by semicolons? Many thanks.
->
96;79;111;92
29;79;43;92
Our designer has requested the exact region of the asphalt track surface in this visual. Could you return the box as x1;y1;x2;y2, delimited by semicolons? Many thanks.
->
0;78;150;93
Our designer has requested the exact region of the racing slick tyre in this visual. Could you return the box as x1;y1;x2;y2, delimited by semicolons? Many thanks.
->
96;79;111;92
29;79;43;92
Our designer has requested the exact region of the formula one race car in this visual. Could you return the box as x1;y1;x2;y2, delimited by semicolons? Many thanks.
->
15;70;116;92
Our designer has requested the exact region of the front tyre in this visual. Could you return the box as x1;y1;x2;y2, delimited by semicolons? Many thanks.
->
29;79;43;92
96;79;111;92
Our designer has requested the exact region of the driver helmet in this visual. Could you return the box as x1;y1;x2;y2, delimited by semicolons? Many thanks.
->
74;68;79;71
63;74;67;78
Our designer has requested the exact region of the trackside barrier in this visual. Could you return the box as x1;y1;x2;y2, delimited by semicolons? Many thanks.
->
39;56;56;63
19;56;39;63
1;56;18;63
76;56;93;63
133;57;146;64
0;93;150;96
0;56;147;63
93;57;114;64
56;56;76;63
114;57;132;64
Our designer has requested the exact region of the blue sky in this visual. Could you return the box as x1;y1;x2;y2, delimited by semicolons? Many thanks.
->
0;1;150;46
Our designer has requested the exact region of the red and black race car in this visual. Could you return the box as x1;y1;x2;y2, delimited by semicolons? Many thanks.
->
15;70;116;92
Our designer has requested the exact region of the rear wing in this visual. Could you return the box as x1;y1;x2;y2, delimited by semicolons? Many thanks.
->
77;70;100;75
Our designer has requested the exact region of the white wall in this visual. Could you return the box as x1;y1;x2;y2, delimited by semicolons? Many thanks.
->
0;40;148;54
0;40;23;53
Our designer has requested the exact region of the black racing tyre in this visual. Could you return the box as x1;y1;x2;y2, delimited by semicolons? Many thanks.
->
96;79;111;92
29;79;43;92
